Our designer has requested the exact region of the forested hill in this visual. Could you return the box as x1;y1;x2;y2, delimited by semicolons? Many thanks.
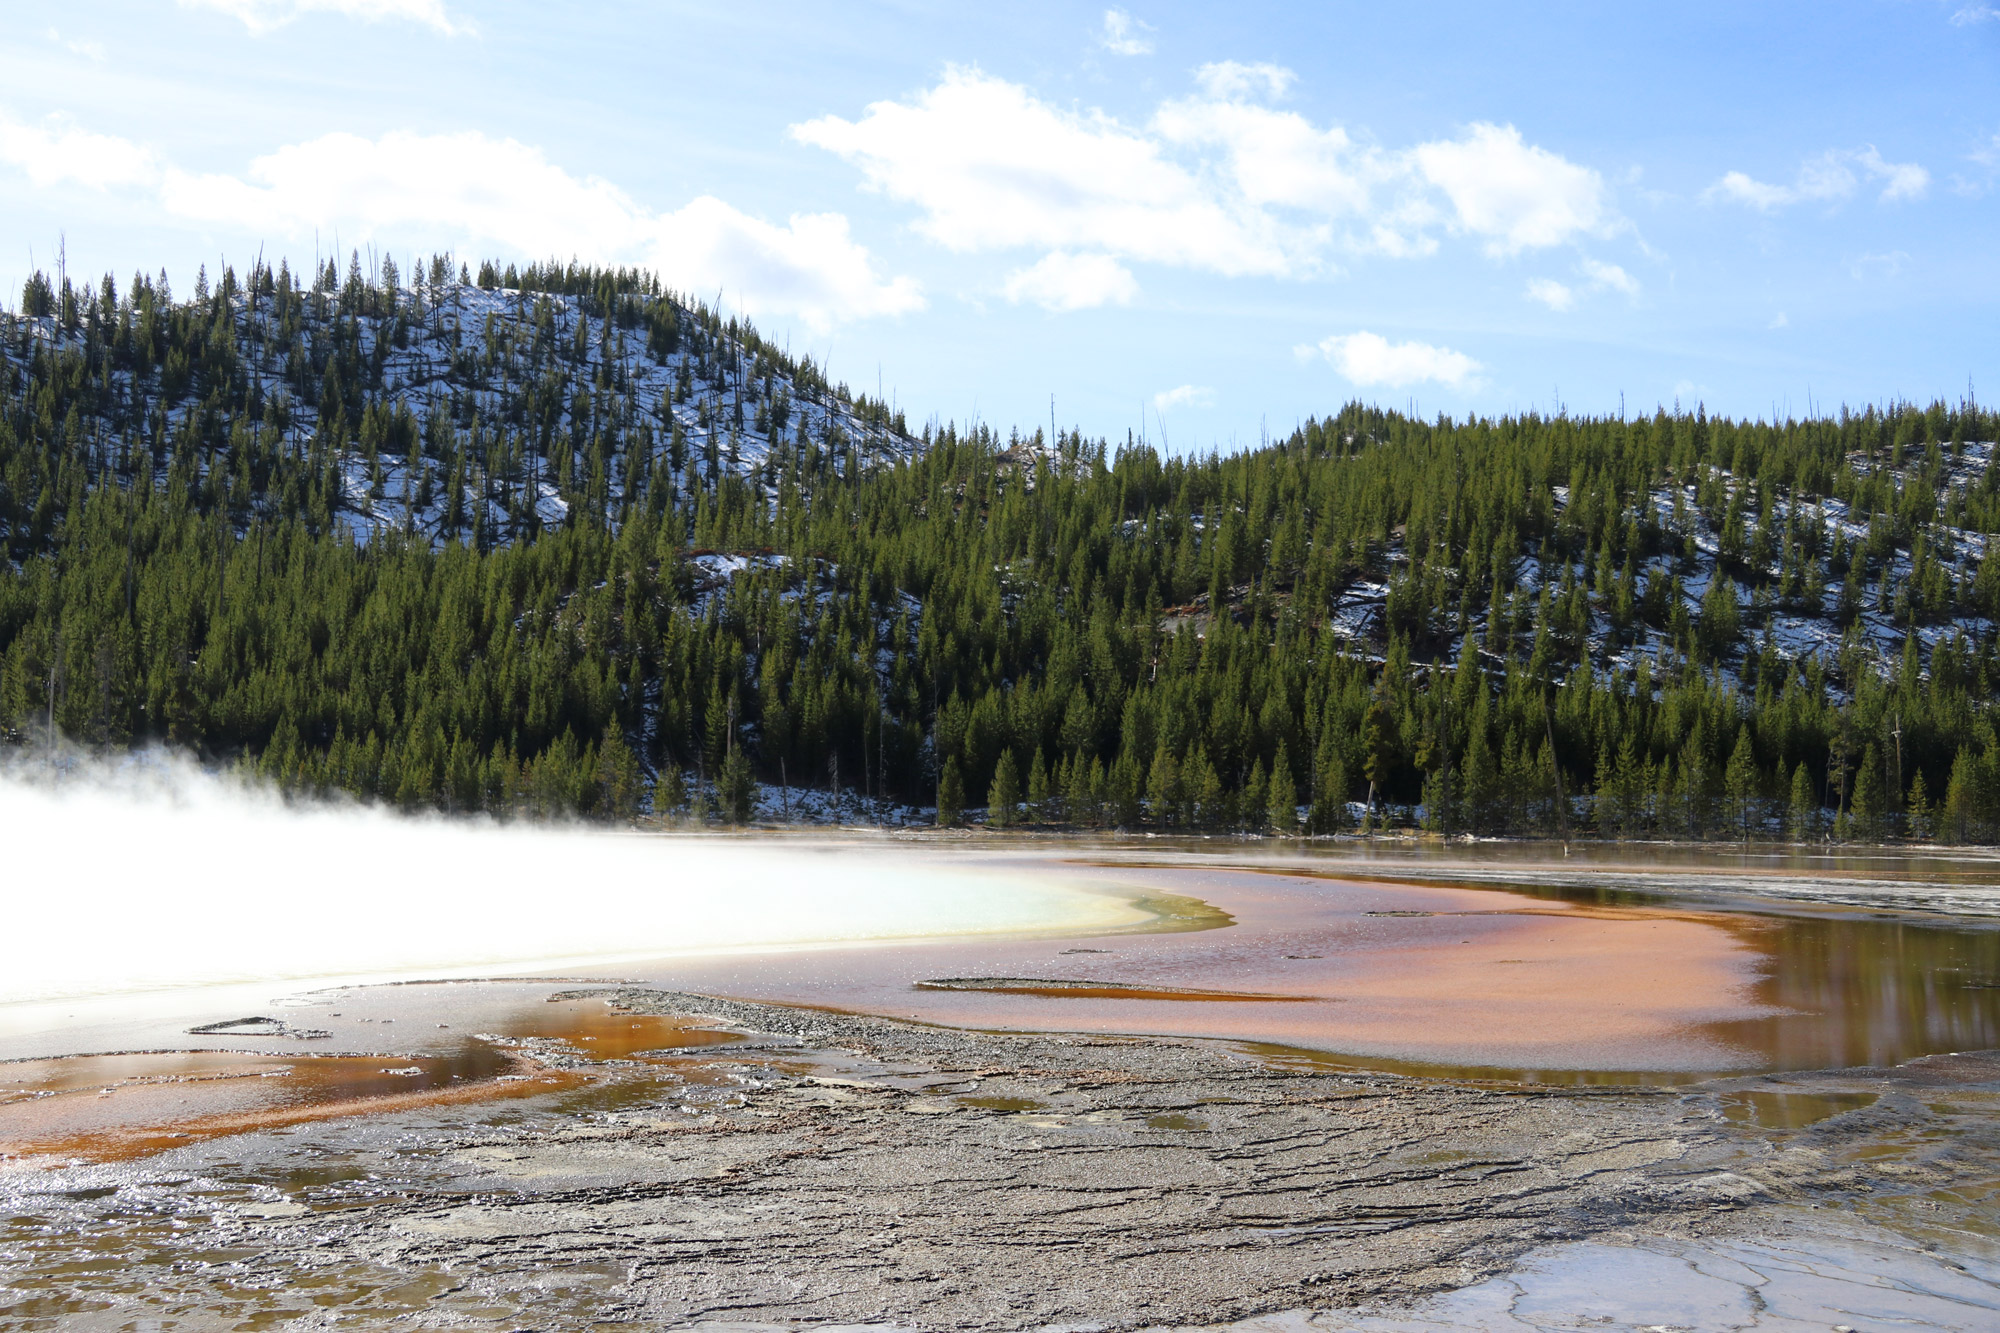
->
3;258;2000;845
2;254;913;551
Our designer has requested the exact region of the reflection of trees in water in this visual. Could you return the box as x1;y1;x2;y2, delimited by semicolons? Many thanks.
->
1708;913;2000;1070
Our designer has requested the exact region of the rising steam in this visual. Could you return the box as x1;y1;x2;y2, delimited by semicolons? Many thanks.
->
0;749;1140;1007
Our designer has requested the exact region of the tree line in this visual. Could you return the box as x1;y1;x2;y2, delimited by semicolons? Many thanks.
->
4;258;1999;842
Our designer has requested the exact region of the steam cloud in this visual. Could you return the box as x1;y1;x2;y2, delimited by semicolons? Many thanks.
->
0;750;1139;1007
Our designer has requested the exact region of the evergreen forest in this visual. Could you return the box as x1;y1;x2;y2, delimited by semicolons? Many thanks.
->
4;255;1999;843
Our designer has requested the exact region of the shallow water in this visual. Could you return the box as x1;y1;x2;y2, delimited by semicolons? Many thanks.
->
608;846;2000;1081
0;992;743;1166
1258;1213;2000;1333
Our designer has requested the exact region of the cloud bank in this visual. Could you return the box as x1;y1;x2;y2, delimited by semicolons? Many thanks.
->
1099;8;1154;56
794;66;1618;299
1003;251;1137;310
1152;384;1213;410
1707;146;1929;209
1299;331;1481;389
1526;257;1640;311
179;0;469;37
0;120;919;332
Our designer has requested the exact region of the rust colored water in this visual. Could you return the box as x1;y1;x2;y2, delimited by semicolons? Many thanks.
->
484;995;747;1059
601;854;2000;1080
913;977;1308;1001
0;995;742;1167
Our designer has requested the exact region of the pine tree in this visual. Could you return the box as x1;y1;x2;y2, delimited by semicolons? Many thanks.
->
1787;761;1817;842
987;750;1020;828
1361;681;1397;819
1944;748;1979;844
657;762;688;823
1725;726;1758;839
718;744;756;824
1108;750;1139;826
597;724;643;821
1026;747;1050;822
1147;743;1181;826
1267;743;1299;834
937;758;964;827
1906;769;1933;843
1699;576;1741;661
1311;729;1348;835
1852;745;1884;842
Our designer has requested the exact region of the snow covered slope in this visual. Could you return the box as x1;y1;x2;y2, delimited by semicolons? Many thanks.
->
1;259;917;547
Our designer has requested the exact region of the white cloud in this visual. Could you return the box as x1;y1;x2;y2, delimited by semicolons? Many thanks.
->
1955;133;2000;196
1849;249;1911;279
1099;8;1153;56
1768;311;1789;329
1003;251;1137;310
1151;94;1379;219
1579;256;1639;296
1855;146;1929;200
179;0;467;36
1708;170;1797;210
1525;278;1574;310
10;121;917;331
0;115;158;189
793;66;1294;277
649;199;924;329
1299;331;1480;389
1951;6;1999;24
1153;384;1213;411
1411;122;1610;255
795;68;1615;291
1706;146;1927;209
1192;61;1295;101
1525;257;1638;312
160;130;646;255
46;27;106;60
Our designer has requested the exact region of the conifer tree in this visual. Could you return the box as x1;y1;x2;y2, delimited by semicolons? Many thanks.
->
1147;743;1181;827
597;724;643;821
719;745;757;825
1109;750;1142;827
658;762;688;823
1852;745;1884;842
987;750;1020;827
1244;757;1267;832
1906;769;1932;842
1787;762;1817;842
1944;748;1980;844
1725;727;1759;839
937;758;964;827
1267;743;1299;834
1026;747;1050;822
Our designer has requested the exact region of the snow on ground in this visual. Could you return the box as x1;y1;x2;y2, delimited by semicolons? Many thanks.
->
3;279;918;550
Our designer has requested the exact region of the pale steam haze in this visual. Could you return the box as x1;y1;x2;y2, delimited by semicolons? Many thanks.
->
0;754;1142;1008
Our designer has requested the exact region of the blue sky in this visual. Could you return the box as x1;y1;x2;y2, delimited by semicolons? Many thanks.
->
3;1;1996;447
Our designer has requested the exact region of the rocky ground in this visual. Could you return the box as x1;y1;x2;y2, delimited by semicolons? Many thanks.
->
4;989;1998;1331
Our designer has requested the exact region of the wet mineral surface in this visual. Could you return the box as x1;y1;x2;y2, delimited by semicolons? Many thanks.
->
5;986;1997;1330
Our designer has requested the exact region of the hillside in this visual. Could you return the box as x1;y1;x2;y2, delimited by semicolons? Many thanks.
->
4;255;914;550
3;258;1999;844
